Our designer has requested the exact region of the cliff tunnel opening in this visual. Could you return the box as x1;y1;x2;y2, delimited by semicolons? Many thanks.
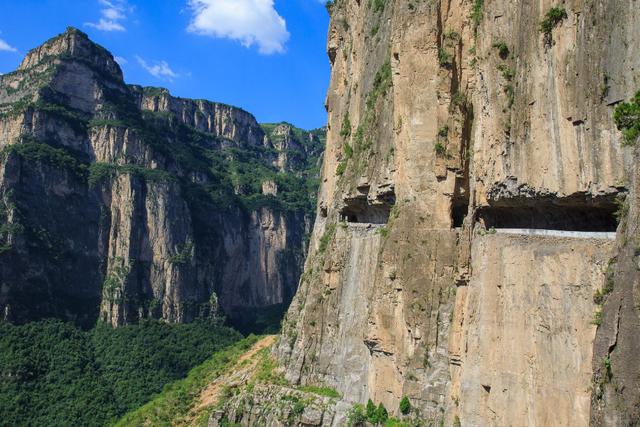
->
477;200;619;232
452;201;469;228
340;188;396;224
340;199;394;224
451;173;471;228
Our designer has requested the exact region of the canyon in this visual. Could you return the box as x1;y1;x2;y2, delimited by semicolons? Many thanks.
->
0;27;323;331
1;0;640;426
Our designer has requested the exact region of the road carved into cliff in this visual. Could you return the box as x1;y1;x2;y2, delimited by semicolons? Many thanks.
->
495;228;616;239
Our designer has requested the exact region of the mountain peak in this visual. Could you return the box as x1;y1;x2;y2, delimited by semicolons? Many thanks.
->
18;27;123;81
62;26;88;38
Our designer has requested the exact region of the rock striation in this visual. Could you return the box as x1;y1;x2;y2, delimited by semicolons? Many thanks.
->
0;28;324;330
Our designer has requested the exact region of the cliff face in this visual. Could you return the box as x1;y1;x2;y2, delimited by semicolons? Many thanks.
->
265;0;638;425
0;28;323;329
591;145;640;425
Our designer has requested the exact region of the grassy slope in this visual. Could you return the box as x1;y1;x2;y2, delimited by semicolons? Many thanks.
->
115;334;350;427
114;335;262;427
115;332;416;427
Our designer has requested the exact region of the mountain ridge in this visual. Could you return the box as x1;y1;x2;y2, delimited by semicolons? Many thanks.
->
0;27;324;330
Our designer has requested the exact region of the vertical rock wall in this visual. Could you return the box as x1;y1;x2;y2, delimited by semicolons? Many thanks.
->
275;0;639;425
591;147;640;426
451;234;613;426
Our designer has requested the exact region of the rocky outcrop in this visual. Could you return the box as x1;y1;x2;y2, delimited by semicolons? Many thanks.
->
591;146;640;426
208;384;350;427
262;0;639;426
262;122;326;172
0;28;323;329
133;86;266;148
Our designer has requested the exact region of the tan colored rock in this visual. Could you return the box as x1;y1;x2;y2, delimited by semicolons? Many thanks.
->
134;87;265;147
274;0;638;425
450;233;614;426
262;180;278;196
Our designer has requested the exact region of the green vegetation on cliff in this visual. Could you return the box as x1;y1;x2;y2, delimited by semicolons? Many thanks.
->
0;319;241;427
399;396;411;415
470;0;484;31
614;90;640;145
539;6;567;41
1;141;88;179
116;335;346;426
115;336;260;427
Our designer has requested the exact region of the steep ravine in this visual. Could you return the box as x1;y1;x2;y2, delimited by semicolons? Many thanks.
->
0;28;324;331
204;0;639;426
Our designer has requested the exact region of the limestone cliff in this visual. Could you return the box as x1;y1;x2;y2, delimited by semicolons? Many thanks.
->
591;143;640;424
209;0;639;426
0;28;324;330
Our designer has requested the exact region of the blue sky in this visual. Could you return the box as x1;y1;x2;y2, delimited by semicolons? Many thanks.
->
0;0;331;130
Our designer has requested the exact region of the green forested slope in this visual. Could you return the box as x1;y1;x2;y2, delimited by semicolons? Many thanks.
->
0;320;241;427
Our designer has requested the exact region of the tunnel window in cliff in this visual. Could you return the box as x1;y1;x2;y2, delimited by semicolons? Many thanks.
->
477;197;620;232
451;175;470;228
452;201;469;228
339;187;396;224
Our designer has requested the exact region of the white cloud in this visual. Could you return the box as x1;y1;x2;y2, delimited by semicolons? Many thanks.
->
187;0;290;55
136;56;179;80
103;8;125;20
85;18;126;31
114;56;128;65
0;36;17;52
85;0;131;32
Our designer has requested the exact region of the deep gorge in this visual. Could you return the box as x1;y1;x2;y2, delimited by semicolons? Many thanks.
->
1;0;640;426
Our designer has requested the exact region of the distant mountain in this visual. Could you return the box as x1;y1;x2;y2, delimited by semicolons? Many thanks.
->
0;27;324;331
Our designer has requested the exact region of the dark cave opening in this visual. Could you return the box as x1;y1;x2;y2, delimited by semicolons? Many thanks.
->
340;189;396;224
477;203;619;232
340;202;393;224
452;201;469;228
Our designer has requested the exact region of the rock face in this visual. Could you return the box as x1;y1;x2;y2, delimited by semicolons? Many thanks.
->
264;0;639;426
591;148;640;425
451;234;614;426
0;28;323;329
208;384;351;427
